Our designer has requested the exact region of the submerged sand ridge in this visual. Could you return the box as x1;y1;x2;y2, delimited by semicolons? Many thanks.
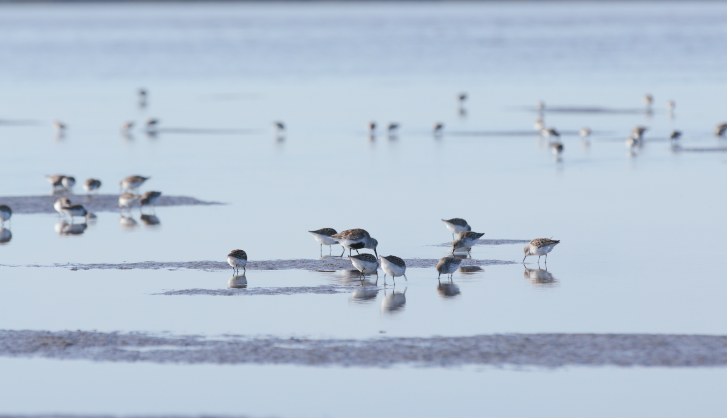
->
0;194;221;214
2;330;727;368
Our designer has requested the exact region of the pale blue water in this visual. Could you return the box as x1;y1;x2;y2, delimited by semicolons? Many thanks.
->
1;2;726;416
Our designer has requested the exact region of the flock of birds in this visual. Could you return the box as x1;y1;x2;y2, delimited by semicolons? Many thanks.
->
226;218;560;284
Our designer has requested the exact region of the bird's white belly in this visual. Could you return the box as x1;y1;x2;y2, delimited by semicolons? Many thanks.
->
311;234;338;246
351;258;379;274
445;223;467;234
337;238;362;248
531;244;556;256
227;256;247;268
381;260;405;277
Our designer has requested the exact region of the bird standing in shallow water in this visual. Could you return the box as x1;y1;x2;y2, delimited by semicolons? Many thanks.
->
433;123;444;135
715;123;727;137
644;94;653;110
120;175;149;192
523;238;560;265
119;193;141;212
380;255;407;284
350;253;379;279
227;249;247;275
83;178;102;195
330;228;378;257
140;191;162;212
436;256;462;281
670;130;682;141
452;231;485;254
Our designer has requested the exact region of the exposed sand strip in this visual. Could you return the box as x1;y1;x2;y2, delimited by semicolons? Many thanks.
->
0;195;222;215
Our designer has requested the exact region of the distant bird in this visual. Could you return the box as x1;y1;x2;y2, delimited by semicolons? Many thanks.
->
380;255;407;283
61;176;76;190
670;130;682;141
227;249;247;275
350;253;379;278
53;198;72;217
330;228;378;257
120;175;149;192
368;122;376;134
644;94;653;109
715;123;727;137
83;178;101;194
52;120;66;132
667;100;675;111
541;128;560;140
632;126;648;140
387;123;399;133
46;175;73;190
436;256;462;281
534;118;546;131
433;123;444;135
452;231;485;253
441;218;471;239
140;191;162;210
61;203;88;223
308;228;340;255
458;93;467;103
537;100;545;111
273;121;285;132
119;193;141;211
145;119;159;132
551;142;564;155
138;88;147;99
523;238;560;264
626;135;640;149
0;205;11;226
121;121;134;134
579;127;591;139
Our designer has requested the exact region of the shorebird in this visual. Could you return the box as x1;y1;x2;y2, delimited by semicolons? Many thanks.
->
537;100;545;111
579;127;591;139
350;253;379;278
308;228;340;255
387;123;399;134
441;218;471;239
61;203;88;223
380;255;407;283
551;142;564;156
53;120;67;133
61;176;75;190
120;175;149;192
433;123;444;135
121;121;134;134
626;135;640;149
534;118;546;131
715;123;727;137
54;197;71;217
0;205;11;226
145;119;159;133
227;249;247;275
632;126;648;140
138;88;147;100
330;228;378;257
436;256;462;281
46;175;73;191
667;100;675;111
452;231;485;253
140;191;162;211
670;130;682;141
83;178;102;194
458;93;467;103
523;238;560;264
541;128;560;140
119;193;141;212
273;121;285;132
644;94;653;109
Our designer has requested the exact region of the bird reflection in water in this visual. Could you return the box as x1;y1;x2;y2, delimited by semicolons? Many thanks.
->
119;215;138;230
458;266;483;276
140;214;161;227
381;287;406;313
437;282;461;298
228;274;247;289
55;221;87;236
350;286;379;304
0;228;11;244
523;267;558;287
317;269;378;287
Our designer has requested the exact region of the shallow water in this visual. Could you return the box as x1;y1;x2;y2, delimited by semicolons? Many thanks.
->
1;1;726;415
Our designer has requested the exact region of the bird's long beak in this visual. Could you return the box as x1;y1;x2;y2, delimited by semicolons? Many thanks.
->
374;249;378;258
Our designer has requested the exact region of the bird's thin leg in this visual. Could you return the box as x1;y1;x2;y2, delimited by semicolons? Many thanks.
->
340;246;345;257
243;266;246;273
404;274;408;281
320;243;322;256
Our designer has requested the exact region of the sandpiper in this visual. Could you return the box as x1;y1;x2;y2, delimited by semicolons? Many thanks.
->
523;238;560;264
380;255;407;283
61;203;88;223
433;123;444;135
273;121;285;132
119;193;141;211
541;128;560;140
54;197;72;216
644;94;653;109
452;231;485;253
227;249;247;275
534;118;546;131
441;218;471;239
670;130;682;141
330;228;378;257
308;228;340;255
138;88;147;99
140;191;162;210
0;205;11;226
146;119;159;133
121;121;134;134
120;175;149;192
632;126;648;140
667;100;675;111
551;142;564;155
350;253;379;278
61;176;75;190
715;123;727;137
83;178;102;194
46;175;72;190
368;122;376;134
537;100;545;111
458;93;467;103
53;120;67;133
387;123;399;133
436;256;462;280
579;127;591;139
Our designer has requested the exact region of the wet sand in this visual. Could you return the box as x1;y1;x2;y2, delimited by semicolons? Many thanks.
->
0;195;222;215
2;330;726;368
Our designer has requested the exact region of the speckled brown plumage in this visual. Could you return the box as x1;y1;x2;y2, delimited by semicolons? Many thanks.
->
350;253;377;263
530;238;560;248
331;228;370;241
309;228;337;236
228;249;247;260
